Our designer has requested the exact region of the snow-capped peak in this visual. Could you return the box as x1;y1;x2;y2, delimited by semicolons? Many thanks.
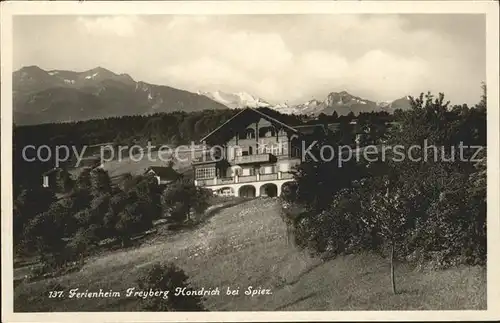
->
200;88;413;116
85;72;99;80
199;90;271;109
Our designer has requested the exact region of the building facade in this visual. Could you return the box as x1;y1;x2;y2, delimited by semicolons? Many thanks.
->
192;108;324;197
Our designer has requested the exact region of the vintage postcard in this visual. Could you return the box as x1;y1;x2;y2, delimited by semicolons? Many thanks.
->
1;1;499;322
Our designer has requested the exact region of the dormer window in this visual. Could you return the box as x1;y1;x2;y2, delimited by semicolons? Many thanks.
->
259;126;276;138
246;128;255;139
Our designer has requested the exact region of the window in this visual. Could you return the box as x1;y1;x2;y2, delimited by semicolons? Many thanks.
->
260;126;276;138
249;146;253;155
246;129;255;139
195;167;216;179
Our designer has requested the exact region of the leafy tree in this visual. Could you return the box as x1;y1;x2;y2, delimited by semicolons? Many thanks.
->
293;156;364;213
90;168;112;195
55;168;75;193
23;204;70;266
14;187;56;248
281;89;487;286
115;195;153;247
119;173;134;191
132;175;163;220
137;262;205;311
477;82;486;111
66;224;101;261
76;168;92;190
74;208;93;227
364;178;420;294
162;182;211;223
66;187;93;214
101;189;130;240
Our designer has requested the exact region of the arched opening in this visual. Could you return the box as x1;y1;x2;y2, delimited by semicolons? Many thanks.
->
239;185;256;198
217;187;234;197
260;183;278;198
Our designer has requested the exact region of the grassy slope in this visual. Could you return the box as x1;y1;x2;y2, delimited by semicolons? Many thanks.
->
14;199;486;312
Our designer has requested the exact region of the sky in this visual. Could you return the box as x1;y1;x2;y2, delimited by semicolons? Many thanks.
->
13;14;485;105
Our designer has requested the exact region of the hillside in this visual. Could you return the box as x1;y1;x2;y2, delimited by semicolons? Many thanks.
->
14;198;485;311
13;66;229;125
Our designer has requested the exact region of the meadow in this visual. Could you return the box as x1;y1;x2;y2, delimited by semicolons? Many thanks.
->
14;198;486;311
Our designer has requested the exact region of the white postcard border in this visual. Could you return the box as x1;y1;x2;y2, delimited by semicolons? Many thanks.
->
1;1;499;322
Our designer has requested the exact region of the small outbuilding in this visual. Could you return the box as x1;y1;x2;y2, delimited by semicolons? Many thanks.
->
144;166;182;185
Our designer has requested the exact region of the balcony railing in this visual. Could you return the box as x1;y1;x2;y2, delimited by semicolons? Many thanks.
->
238;175;257;183
260;173;278;181
195;172;295;187
217;177;235;185
196;178;216;186
233;153;274;164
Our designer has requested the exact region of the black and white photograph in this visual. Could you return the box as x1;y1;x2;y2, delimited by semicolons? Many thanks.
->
1;1;499;322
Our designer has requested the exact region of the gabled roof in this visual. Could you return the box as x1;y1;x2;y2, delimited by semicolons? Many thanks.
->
145;166;181;180
199;107;300;143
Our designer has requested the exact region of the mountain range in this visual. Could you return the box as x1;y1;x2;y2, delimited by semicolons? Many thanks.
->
13;66;411;125
199;90;411;116
13;66;228;125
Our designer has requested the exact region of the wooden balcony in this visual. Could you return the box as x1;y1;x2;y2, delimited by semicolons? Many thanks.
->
233;153;276;165
217;177;235;185
260;173;278;181
195;178;216;186
238;175;257;183
195;172;294;187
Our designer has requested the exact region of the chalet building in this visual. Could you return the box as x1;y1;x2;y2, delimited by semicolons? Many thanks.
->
145;166;182;185
192;108;320;198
